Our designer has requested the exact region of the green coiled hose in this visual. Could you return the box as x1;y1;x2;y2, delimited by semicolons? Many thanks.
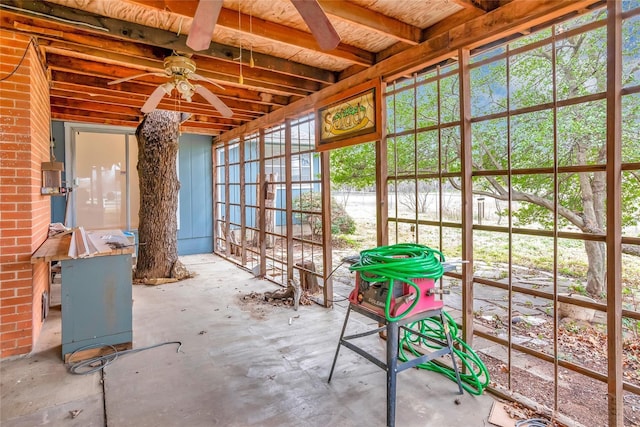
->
399;311;490;395
349;243;445;322
349;243;490;395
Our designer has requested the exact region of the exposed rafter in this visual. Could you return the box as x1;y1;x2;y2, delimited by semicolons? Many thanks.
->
0;0;560;136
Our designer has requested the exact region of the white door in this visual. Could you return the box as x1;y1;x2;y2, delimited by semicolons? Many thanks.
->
71;129;139;230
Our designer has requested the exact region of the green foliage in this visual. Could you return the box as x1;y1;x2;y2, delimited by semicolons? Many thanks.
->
329;143;376;191
292;192;356;236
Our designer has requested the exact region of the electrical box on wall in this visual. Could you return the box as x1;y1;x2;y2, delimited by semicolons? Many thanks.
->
41;161;65;195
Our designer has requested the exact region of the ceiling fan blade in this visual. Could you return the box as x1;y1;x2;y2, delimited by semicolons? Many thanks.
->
190;72;225;90
194;85;233;118
291;0;341;51
141;85;167;114
186;0;223;51
108;72;167;85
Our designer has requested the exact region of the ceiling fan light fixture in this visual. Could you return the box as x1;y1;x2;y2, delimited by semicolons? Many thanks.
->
161;82;174;95
176;78;194;95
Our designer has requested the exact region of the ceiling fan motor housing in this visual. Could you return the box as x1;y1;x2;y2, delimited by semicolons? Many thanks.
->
164;55;197;76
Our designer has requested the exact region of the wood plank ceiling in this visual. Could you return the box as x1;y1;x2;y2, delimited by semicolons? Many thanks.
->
0;0;509;135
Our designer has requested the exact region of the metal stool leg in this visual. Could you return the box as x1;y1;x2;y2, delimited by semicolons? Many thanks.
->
386;320;399;427
328;304;352;383
441;312;464;395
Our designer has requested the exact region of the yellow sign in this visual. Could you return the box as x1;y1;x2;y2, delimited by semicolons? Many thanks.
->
316;80;380;151
320;91;375;140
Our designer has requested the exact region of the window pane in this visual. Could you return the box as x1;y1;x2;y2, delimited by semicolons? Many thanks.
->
623;14;640;88
473;176;509;226
511;110;554;169
394;88;416;131
442;125;461;173
556;25;607;101
416;130;438;173
509;45;553;110
557;100;607;166
622;93;640;163
623;170;640;237
440;73;460;124
416;178;440;222
471;59;507;117
443;179;462;224
557;172;606;233
416;81;438;128
472;118;508;171
512;174;554;231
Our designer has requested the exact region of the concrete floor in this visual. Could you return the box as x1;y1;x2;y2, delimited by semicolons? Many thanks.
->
1;254;496;427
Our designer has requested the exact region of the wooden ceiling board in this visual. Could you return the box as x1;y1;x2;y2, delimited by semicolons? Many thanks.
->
210;26;356;72
230;0;308;32
327;18;398;53
0;0;598;137
349;0;464;29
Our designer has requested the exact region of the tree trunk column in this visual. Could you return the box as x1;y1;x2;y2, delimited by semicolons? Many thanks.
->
134;111;181;280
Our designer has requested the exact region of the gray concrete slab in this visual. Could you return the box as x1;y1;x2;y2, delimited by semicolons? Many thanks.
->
1;254;496;426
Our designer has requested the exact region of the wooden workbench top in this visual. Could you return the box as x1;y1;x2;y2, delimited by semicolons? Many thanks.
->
31;229;134;263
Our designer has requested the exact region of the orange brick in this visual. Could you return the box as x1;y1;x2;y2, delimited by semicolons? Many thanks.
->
0;323;16;332
16;337;32;347
1;340;17;352
15;303;31;314
15;268;32;278
0;254;17;264
15;286;31;295
0;237;16;246
0;271;18;284
0;288;15;298
1;296;31;306
1;346;30;358
1;329;31;341
1;245;31;255
16;320;31;329
0;306;16;316
1;312;31;323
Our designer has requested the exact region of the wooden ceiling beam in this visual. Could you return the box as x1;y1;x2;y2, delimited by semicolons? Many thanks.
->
421;8;487;41
39;39;318;97
128;0;375;66
49;69;277;115
51;112;221;136
218;0;601;143
50;101;234;131
50;85;262;121
449;0;499;13
1;0;337;85
51;105;141;123
49;94;244;127
4;13;328;96
318;0;421;45
0;14;325;97
45;53;289;107
51;112;139;128
44;53;292;110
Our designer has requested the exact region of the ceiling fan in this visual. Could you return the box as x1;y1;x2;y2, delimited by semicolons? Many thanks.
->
187;0;341;52
107;54;233;118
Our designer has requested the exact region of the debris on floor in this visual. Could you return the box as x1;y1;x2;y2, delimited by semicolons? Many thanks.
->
488;401;561;427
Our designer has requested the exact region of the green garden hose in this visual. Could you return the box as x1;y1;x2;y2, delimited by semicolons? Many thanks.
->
399;311;490;395
349;243;490;395
349;243;445;322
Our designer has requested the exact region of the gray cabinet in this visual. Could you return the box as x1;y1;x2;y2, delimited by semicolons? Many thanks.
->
61;254;132;358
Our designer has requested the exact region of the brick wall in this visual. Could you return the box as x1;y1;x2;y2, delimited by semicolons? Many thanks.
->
0;30;52;358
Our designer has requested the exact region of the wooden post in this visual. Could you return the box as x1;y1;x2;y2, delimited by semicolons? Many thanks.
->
295;260;320;294
264;173;276;249
459;48;474;348
606;1;623;424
